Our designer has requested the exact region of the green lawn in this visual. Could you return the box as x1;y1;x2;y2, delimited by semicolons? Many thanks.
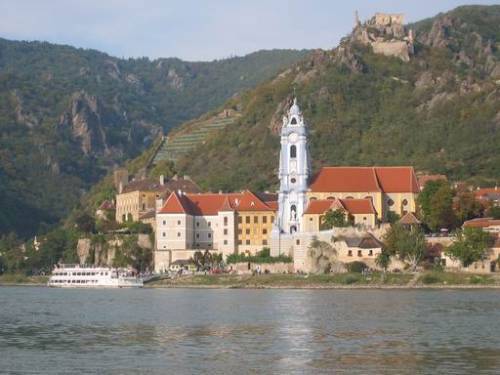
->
0;274;49;285
149;272;414;288
417;272;496;285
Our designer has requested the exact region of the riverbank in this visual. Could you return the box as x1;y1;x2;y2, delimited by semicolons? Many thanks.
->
147;272;500;289
0;274;48;286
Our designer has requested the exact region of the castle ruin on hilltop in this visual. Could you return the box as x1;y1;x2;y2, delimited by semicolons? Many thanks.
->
352;12;414;62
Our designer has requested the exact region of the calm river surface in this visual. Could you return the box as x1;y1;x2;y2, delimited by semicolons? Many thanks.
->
1;287;500;374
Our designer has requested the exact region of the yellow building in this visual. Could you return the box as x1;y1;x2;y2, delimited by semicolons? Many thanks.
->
307;166;419;221
115;175;200;223
236;196;276;254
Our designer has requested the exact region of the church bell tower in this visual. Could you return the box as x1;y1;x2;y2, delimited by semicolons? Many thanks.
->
273;98;310;235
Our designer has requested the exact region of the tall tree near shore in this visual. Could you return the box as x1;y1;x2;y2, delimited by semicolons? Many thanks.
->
446;227;493;267
418;181;457;231
383;224;426;271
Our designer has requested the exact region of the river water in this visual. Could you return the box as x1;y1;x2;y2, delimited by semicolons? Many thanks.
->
0;287;499;374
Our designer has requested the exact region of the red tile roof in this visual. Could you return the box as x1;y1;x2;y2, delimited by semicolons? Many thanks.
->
304;198;376;215
159;192;189;214
341;198;377;214
309;166;419;193
159;190;275;216
474;188;500;200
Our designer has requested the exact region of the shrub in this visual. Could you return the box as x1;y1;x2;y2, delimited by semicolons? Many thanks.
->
346;261;368;273
343;274;360;284
420;273;441;284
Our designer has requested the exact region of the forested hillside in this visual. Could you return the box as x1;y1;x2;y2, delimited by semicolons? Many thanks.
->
175;5;500;192
0;39;307;237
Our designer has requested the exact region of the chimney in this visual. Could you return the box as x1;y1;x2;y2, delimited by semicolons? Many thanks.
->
118;181;124;194
159;175;165;185
184;175;191;181
172;174;178;181
219;190;223;195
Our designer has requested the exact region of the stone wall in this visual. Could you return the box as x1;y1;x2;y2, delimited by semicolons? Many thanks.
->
229;262;294;275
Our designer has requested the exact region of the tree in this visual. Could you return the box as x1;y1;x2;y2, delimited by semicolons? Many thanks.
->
74;212;96;234
321;209;351;229
375;250;391;274
383;224;426;271
417;180;448;220
446;227;493;268
386;211;400;224
488;206;500;220
428;184;457;231
455;191;483;224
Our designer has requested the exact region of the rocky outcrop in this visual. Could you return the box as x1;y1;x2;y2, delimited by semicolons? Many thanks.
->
59;91;109;156
351;13;414;62
12;91;39;128
167;68;184;90
76;238;92;264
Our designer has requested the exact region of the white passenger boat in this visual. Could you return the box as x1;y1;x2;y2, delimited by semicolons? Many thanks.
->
48;264;143;288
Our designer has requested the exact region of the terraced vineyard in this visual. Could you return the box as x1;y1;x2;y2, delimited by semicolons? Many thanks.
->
152;114;240;164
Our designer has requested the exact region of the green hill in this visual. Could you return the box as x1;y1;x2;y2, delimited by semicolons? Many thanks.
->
175;5;500;192
0;39;307;237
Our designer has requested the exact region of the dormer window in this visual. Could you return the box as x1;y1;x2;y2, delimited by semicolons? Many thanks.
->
291;117;297;125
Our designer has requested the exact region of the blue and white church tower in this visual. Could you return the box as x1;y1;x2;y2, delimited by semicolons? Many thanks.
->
273;98;310;237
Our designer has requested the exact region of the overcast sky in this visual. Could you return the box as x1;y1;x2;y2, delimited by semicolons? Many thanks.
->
0;0;498;61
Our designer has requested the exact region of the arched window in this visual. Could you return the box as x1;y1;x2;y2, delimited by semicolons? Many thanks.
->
309;197;317;202
291;117;297;125
387;199;395;207
402;199;408;206
290;145;297;158
327;196;335;200
290;205;297;221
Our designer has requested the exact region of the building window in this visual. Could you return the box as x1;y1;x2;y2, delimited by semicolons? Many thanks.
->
348;250;352;257
246;216;250;224
309;217;313;221
162;220;166;225
291;117;297;125
271;216;275;223
402;199;408;206
296;239;300;245
363;217;367;221
254;216;258;224
246;240;250;245
177;232;181;237
263;229;267;235
224;217;228;226
327;196;335;200
310;197;317;202
263;240;267;245
238;240;242;245
387;199;395;207
238;229;242;235
369;250;373;256
162;232;166;237
357;250;362;257
224;229;228;235
246;229;250;235
177;220;181;225
224;240;228;245
238;216;242;224
346;196;354;200
196;222;200;227
208;222;211;227
208;233;212;239
291;178;296;184
263;216;267;224
196;234;199;239
290;145;297;158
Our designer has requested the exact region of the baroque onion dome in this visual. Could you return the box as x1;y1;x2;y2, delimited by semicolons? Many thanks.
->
274;97;310;235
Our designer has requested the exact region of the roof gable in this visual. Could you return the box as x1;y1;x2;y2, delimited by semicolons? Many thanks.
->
309;166;419;193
